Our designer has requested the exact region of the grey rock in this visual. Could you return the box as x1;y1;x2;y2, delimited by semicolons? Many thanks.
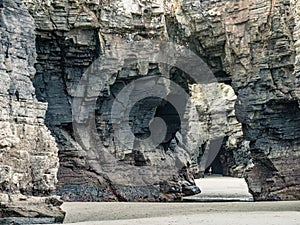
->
0;0;64;223
0;1;298;218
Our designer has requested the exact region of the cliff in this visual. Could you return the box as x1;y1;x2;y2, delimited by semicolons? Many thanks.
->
0;0;64;223
168;0;300;200
21;0;253;202
0;0;299;223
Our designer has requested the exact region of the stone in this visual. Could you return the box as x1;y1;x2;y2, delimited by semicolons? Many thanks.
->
20;0;300;202
0;0;64;223
19;0;251;203
0;1;298;223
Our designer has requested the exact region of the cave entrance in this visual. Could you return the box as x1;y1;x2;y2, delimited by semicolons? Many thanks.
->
199;136;252;179
128;95;183;166
153;95;183;145
196;138;226;177
130;96;182;143
205;155;223;175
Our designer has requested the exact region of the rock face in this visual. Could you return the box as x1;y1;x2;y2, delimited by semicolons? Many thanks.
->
0;0;65;223
17;0;299;203
189;83;252;178
20;0;252;202
1;0;299;221
169;0;300;200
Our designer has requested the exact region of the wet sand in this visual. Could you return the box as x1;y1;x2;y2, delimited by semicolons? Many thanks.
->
61;201;300;225
60;177;300;224
183;176;254;201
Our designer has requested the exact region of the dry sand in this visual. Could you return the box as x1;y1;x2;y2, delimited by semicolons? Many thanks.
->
60;177;300;225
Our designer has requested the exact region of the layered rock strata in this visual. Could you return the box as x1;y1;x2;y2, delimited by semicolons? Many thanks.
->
0;0;294;216
169;0;300;200
20;0;255;203
0;0;65;223
18;0;300;202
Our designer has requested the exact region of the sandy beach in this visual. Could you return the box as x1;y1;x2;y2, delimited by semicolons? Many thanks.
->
59;177;300;225
61;201;300;225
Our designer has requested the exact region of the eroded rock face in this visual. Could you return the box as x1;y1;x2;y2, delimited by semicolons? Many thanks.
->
19;0;253;202
189;83;252;178
0;0;65;223
22;0;199;202
9;0;299;205
169;0;300;200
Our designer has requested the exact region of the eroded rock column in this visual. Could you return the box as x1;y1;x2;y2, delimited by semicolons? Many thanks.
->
170;0;300;200
0;0;64;223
